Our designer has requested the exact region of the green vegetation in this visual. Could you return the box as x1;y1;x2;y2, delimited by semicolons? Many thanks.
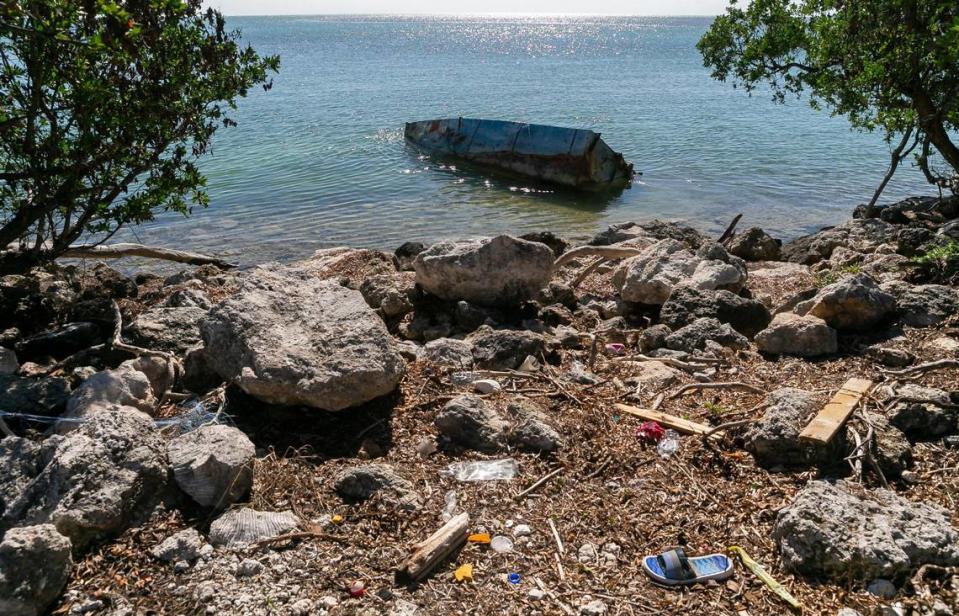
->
814;263;862;288
698;1;959;206
0;1;279;272
704;401;732;416
911;239;959;281
912;239;959;265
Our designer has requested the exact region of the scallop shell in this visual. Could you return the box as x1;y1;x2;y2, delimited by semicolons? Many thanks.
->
208;507;299;548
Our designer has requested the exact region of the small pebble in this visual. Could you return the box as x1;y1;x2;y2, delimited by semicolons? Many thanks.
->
473;379;502;394
235;558;263;578
528;589;545;601
513;524;532;537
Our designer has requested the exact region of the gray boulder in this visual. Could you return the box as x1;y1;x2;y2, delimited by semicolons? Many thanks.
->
773;480;959;581
65;364;155;417
15;322;101;362
470;328;545;371
746;388;843;468
638;324;671;353
413;235;554;307
126;306;207;354
881;281;959;328
591;220;706;248
0;409;168;552
0;524;72;616
754;313;838;357
0;375;70;416
181;345;222;394
0;346;17;374
614;240;746;305
149;528;204;563
164;287;213;310
200;266;405;411
435;395;509;452
422;338;473;369
726;227;781;261
782;218;896;265
664;317;748;353
506;398;563;453
866;412;913;479
659;287;771;338
359;273;416;318
333;464;420;511
888;384;956;439
208;507;299;548
800;274;897;332
168;425;255;510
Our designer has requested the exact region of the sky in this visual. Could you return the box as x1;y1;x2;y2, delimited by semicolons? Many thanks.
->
205;1;731;16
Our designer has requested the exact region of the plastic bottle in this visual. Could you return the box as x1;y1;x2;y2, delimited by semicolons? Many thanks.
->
656;429;680;457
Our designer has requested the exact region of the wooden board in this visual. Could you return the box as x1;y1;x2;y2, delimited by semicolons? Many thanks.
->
799;378;873;445
614;404;720;441
395;512;469;584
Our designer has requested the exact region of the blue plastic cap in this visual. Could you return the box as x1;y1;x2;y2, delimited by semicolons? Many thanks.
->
508;573;521;584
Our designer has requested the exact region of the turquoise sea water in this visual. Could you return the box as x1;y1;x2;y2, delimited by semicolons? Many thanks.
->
132;15;936;265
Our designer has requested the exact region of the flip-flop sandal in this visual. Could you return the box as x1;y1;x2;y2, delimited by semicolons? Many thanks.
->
642;547;734;586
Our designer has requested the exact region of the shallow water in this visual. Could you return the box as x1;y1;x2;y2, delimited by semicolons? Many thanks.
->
128;15;935;265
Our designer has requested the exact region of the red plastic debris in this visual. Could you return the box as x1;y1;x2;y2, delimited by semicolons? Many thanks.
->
636;421;666;443
348;580;366;597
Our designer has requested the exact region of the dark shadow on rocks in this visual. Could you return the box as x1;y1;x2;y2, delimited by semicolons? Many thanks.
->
223;384;399;461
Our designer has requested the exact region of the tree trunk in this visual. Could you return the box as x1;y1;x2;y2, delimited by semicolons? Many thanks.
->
913;90;959;175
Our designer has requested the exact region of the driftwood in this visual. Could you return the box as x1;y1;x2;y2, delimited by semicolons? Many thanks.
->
799;378;872;445
395;512;469;584
60;242;236;268
514;467;563;501
668;381;765;399
717;213;743;243
553;245;643;269
615;403;721;442
881;359;959;377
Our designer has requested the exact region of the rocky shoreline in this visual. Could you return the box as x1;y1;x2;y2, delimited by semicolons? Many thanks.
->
1;195;958;616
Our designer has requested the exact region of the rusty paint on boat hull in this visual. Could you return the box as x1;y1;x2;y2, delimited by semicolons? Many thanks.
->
404;118;634;192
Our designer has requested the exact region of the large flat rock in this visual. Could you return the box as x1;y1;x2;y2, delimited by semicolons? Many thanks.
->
200;266;405;411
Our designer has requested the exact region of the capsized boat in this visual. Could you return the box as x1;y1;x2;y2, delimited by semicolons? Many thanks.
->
404;118;634;191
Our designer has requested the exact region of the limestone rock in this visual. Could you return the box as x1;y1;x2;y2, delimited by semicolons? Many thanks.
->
15;322;101;361
614;239;746;305
665;317;748;353
208;508;299;548
782;218;896;265
296;246;395;288
422;338;473;369
727;227;781;261
659;287;771;338
470;328;545;371
591;220;706;248
126;306;207;354
0;410;168;552
629;361;682;391
746;388;843;468
150;528;204;563
393;241;426;271
0;375;70;416
773;480;959;581
0;524;72;616
435;395;509;452
881;281;959;328
359;273;416;318
506;397;563;452
333;464;420;511
200;266;405;411
799;274;897;332
866;412;913;479
0;346;17;375
754;313;838;357
413;235;554;307
65;364;155;417
168;425;255;510
181;345;222;394
888;384;956;439
164;287;213;310
638;324;671;352
120;355;176;401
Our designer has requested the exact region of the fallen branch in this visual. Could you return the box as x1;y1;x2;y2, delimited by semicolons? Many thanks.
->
554;245;643;269
617;354;724;373
669;382;765;399
60;242;236;269
702;418;756;441
881;359;959;377
249;529;349;549
514;467;563;501
571;256;608;288
717;213;743;244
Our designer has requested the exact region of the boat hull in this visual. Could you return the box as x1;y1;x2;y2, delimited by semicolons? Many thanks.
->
404;118;633;191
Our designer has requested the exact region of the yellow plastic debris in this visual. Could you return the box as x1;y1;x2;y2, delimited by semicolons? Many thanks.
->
727;546;802;611
468;533;491;544
331;514;344;525
454;563;474;583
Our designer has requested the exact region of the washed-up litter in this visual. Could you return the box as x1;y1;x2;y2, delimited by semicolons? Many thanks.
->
490;535;514;553
656;430;681;458
468;533;492;544
518;355;541;372
604;343;626;355
636;421;666;443
508;572;521;584
441;490;458;522
0;401;229;434
727;546;802;610
348;580;366;597
642;547;734;585
446;458;519;481
454;563;473;583
330;514;344;525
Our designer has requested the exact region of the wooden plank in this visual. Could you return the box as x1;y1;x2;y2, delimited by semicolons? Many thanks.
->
799;378;873;445
614;403;720;441
395;512;469;584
